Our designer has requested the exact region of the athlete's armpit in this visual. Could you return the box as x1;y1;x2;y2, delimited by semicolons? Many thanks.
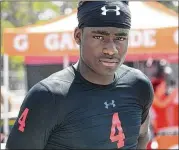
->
6;82;58;149
132;68;154;124
137;114;151;149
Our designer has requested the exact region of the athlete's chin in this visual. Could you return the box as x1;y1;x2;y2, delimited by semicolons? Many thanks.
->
96;65;119;76
102;68;117;76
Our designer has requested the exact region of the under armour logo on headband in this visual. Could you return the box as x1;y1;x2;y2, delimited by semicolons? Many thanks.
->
101;5;120;16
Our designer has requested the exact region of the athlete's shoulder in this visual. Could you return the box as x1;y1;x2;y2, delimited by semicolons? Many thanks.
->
40;66;75;96
20;81;56;116
117;64;154;105
117;64;152;85
130;66;153;89
20;67;75;117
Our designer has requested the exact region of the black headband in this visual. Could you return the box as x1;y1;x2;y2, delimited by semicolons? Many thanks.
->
77;1;131;29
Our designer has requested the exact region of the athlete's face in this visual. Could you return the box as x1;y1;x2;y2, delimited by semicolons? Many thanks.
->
74;27;129;76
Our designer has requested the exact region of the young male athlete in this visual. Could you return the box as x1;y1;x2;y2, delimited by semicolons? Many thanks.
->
6;1;154;149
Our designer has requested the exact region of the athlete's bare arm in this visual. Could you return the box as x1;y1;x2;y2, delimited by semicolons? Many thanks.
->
137;114;151;149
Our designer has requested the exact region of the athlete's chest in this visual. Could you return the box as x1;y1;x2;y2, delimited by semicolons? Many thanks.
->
49;87;142;149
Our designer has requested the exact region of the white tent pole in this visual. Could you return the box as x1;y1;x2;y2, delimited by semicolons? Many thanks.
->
3;54;9;142
63;54;69;69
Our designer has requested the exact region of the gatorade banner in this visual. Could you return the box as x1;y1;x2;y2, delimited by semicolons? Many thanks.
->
3;27;178;62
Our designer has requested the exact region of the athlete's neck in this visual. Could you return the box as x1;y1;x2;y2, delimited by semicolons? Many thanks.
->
74;61;115;85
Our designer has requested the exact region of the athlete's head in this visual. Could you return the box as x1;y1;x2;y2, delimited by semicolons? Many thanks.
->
74;1;131;76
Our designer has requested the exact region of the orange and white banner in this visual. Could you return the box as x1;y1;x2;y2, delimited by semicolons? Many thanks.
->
3;27;178;62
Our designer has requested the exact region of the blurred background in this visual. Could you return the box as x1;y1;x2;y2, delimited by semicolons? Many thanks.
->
1;1;178;149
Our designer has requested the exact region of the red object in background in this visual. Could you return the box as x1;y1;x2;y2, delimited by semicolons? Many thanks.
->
151;78;164;94
147;140;153;149
150;78;178;150
24;56;78;65
151;81;178;133
150;76;178;133
147;136;179;149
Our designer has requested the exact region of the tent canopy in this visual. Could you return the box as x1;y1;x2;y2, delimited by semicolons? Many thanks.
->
24;2;178;32
3;1;178;62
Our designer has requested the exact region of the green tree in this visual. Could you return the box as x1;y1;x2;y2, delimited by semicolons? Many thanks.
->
158;1;178;13
1;1;62;70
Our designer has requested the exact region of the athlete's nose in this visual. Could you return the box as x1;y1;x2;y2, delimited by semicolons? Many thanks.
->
102;39;118;56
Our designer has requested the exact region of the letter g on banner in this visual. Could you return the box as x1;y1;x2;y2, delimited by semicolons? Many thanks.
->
13;34;29;52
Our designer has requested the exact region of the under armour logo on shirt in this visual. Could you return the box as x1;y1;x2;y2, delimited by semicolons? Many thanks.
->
101;5;120;16
104;100;116;109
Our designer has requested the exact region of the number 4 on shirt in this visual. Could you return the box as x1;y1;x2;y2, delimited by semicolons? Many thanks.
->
18;108;29;132
110;112;125;148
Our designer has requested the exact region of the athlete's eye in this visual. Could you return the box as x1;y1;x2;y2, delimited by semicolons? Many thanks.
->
93;36;104;40
115;37;127;41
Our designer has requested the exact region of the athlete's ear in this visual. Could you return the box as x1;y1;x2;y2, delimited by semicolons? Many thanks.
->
74;27;82;45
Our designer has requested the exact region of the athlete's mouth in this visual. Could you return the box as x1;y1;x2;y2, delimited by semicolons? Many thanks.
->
99;59;119;67
99;58;119;63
